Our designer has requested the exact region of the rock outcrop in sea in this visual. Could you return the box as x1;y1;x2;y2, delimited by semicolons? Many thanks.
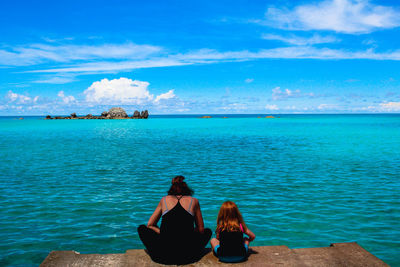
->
45;107;149;120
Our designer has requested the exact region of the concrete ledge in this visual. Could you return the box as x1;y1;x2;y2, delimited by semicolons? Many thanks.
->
40;242;388;266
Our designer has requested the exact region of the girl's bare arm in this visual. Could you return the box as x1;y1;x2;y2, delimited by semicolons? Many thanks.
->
245;227;256;242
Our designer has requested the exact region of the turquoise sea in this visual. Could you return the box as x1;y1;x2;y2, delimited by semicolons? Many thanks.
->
0;114;399;266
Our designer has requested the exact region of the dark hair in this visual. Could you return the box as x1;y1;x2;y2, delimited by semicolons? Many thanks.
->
167;175;194;196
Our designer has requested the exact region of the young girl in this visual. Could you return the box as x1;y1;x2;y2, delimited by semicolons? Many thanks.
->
210;201;256;263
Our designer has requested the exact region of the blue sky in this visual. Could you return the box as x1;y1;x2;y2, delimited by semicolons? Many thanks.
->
1;0;400;115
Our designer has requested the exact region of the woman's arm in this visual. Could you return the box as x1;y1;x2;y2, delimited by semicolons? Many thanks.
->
244;227;256;242
146;199;162;234
193;198;205;233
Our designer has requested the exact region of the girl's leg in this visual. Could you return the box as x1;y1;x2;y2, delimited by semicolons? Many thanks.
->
244;237;250;256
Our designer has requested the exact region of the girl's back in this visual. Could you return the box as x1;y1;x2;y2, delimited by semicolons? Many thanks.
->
218;229;246;257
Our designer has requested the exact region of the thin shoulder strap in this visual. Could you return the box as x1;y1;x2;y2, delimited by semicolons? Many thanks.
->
163;196;168;211
188;197;193;211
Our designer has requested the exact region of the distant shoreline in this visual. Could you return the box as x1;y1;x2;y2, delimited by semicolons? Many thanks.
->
1;113;400;118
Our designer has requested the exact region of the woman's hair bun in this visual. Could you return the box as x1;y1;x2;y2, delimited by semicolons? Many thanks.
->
168;175;193;196
172;175;185;184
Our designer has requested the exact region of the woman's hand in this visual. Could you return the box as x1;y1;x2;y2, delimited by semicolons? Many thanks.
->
148;225;160;234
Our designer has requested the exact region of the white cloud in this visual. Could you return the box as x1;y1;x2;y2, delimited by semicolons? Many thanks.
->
265;104;279;110
6;91;19;102
155;89;176;103
265;0;400;34
5;90;37;104
58;91;76;104
245;78;254;83
84;78;154;104
262;34;339;45
379;102;400;111
272;87;302;100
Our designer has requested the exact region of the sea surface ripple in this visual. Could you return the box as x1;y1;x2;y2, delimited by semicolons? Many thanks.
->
0;115;399;266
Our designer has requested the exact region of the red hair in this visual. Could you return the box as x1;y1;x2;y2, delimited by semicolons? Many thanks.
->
216;201;246;233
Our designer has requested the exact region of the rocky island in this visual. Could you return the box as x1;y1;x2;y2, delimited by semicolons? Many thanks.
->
45;107;148;120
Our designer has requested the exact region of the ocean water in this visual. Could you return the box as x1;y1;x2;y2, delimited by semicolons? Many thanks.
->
0;114;399;266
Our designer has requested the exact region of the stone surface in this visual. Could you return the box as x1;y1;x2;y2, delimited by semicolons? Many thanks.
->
71;113;77;118
108;107;128;118
40;242;388;267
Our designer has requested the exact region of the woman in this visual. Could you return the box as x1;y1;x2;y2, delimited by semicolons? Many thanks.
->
137;176;212;264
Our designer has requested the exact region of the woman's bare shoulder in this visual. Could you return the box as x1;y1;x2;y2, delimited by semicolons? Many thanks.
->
192;197;199;205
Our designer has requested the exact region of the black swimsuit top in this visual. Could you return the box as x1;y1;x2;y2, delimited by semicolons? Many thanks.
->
219;230;246;256
160;196;195;240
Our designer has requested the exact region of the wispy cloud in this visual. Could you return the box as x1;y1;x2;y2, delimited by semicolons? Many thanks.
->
23;46;400;75
318;103;339;110
272;87;301;100
0;43;161;66
265;104;279;110
271;86;318;100
379;102;400;111
27;59;190;74
263;0;400;34
261;34;339;45
0;34;397;79
219;103;248;111
33;75;77;84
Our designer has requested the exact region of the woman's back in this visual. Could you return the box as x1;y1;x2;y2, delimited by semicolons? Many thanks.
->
161;195;196;215
160;195;195;238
